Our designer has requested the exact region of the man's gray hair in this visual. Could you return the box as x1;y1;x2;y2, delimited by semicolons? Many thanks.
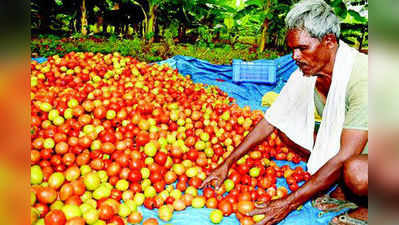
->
285;0;340;39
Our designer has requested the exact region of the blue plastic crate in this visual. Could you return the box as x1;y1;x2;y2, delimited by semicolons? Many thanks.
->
232;59;277;84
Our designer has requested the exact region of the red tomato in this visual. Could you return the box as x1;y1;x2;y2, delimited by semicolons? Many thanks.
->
45;210;66;225
218;200;233;216
99;204;114;220
237;200;254;214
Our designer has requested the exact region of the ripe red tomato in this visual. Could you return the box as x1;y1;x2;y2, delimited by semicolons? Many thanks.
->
154;152;167;165
218;200;233;216
99;204;114;220
44;209;66;225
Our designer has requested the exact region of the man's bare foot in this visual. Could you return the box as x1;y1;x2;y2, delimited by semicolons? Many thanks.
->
330;207;368;225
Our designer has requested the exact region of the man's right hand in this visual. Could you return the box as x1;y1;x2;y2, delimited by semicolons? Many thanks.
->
199;162;230;190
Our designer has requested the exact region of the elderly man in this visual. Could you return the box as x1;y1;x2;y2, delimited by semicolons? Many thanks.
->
200;0;368;224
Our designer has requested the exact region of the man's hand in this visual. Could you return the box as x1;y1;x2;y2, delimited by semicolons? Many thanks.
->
199;162;229;190
247;198;293;225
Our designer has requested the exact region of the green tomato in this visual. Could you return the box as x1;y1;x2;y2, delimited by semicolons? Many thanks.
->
125;199;137;212
195;140;206;150
144;186;156;198
64;108;73;119
48;109;59;121
81;191;93;202
118;203;131;218
34;218;45;225
253;214;266;223
67;99;79;108
249;167;261;177
43;138;55;149
140;168;150;179
97;170;108;183
185;186;198;197
185;167;198;178
158;205;173;221
205;148;214;158
80;203;93;214
200;132;210;142
84;172;101;191
53;116;64;126
169;189;182;200
40;102;52;112
80;165;92;176
210;209;224;224
83;208;99;224
115;179;129;191
134;193;145;206
62;204;82;220
90;140;102;151
31;165;43;185
48;172;65;189
50;200;64;211
144;142;157;157
85;199;97;209
106;110;116;120
92;220;106;225
221;111;230;121
31;190;36;205
191;197;205;208
93;186;111;200
223;179;235;192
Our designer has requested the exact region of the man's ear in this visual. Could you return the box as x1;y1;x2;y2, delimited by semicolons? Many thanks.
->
322;34;338;48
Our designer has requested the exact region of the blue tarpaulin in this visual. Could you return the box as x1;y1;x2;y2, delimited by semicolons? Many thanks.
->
32;56;347;225
157;55;297;112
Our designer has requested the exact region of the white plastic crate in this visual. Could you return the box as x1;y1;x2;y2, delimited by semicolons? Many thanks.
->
232;59;277;84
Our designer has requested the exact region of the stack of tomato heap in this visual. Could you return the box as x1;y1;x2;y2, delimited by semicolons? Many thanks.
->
30;52;311;225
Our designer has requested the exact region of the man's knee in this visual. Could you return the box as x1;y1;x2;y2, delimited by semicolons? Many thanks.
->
343;155;368;196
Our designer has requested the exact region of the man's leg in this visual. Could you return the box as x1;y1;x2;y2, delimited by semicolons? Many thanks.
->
343;155;368;197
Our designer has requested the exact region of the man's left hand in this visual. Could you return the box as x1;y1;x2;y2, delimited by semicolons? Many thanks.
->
246;198;294;225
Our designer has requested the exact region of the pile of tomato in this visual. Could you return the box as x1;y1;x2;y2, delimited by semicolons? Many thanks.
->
30;52;310;225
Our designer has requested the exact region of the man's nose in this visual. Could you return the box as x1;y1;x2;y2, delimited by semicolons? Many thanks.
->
292;49;301;61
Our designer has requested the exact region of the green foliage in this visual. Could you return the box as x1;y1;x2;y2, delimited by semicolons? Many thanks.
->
31;35;281;64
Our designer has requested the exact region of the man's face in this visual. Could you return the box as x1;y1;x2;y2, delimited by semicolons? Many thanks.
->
287;29;332;76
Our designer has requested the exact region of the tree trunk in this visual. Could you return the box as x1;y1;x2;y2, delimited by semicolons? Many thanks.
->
38;0;51;33
146;5;157;43
259;19;269;52
81;0;88;35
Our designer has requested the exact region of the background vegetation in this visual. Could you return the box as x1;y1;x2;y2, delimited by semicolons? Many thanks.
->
31;0;368;63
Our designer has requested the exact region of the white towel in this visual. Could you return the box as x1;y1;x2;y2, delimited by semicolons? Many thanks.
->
265;41;357;174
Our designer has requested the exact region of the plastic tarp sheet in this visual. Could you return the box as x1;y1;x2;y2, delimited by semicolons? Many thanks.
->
157;55;297;112
32;56;348;224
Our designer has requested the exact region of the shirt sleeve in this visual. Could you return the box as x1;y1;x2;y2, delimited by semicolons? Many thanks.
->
343;56;368;130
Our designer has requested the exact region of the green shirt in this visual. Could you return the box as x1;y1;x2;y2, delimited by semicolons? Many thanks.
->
314;53;368;154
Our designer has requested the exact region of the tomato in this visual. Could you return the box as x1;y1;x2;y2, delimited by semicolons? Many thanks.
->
128;211;143;224
37;187;57;204
238;192;251;202
237;200;254;214
65;217;85;225
218;200;233;216
59;183;74;201
203;187;215;199
143;218;159;225
109;215;125;225
99;204;114;220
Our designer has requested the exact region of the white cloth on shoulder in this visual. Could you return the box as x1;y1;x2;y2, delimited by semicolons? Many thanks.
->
265;41;358;174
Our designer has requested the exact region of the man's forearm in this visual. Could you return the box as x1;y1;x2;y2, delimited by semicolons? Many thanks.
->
286;154;347;210
225;118;274;167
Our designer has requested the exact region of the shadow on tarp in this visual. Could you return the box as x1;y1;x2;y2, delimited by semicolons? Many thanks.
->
32;56;348;225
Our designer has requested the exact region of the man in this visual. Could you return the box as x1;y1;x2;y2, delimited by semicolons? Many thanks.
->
200;0;368;224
